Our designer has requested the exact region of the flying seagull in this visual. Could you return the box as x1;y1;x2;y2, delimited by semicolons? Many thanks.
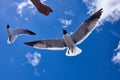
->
30;0;53;16
24;8;103;56
7;24;36;44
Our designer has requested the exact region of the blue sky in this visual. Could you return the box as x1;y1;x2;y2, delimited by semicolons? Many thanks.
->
0;0;120;80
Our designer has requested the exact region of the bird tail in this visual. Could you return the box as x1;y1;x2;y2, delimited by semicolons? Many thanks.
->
65;46;82;56
7;35;17;44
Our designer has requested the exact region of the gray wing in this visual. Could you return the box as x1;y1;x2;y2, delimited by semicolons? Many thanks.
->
71;8;103;44
24;38;66;50
13;28;36;35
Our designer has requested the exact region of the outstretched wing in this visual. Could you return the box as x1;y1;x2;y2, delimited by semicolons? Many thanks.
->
71;8;103;44
31;0;53;16
24;39;66;50
13;28;36;35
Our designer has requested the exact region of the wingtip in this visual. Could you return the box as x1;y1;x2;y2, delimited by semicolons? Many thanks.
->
32;32;36;35
93;8;103;19
50;9;53;12
100;8;103;10
24;42;34;47
28;31;36;35
97;8;103;14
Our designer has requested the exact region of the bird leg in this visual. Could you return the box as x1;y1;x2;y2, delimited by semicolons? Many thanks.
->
68;48;70;54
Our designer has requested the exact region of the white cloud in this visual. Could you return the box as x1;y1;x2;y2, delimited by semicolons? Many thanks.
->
114;41;120;51
34;68;40;76
25;52;41;67
58;18;72;28
112;52;120;64
17;0;33;17
25;17;29;21
83;0;120;24
64;10;74;16
112;41;120;64
41;0;47;4
110;30;120;38
95;27;103;32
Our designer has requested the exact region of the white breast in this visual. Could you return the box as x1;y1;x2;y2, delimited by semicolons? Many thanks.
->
63;34;75;48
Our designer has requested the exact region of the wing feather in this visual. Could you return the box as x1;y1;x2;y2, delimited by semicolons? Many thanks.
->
13;28;36;35
24;39;66;50
71;8;103;44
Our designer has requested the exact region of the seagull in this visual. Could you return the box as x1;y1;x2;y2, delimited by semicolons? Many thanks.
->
30;0;53;16
7;24;36;44
24;8;103;56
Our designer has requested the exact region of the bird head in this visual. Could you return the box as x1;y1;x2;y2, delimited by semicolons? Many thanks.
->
7;24;10;28
63;29;67;35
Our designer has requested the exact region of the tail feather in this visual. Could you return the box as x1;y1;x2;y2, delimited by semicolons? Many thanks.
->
7;35;17;44
65;46;82;56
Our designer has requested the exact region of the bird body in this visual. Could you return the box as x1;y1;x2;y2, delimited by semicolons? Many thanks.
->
7;24;35;44
63;33;82;56
24;8;103;56
7;25;17;44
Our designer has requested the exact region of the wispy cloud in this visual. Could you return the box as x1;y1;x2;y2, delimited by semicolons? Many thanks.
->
17;0;33;17
34;68;40;76
112;52;120;65
25;52;41;67
58;18;72;28
83;0;120;24
110;30;120;38
112;41;120;64
64;10;74;16
41;0;47;4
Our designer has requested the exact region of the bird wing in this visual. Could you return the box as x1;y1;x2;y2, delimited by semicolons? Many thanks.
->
30;0;53;16
24;38;66;50
13;28;36;35
71;8;103;44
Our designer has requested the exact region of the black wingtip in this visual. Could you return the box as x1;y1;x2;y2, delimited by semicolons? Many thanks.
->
7;24;10;28
50;9;53;12
31;32;36;35
24;42;34;47
96;8;103;18
98;8;103;13
28;30;36;35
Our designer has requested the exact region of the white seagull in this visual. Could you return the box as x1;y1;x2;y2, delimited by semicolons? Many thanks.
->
24;8;103;56
7;24;36;44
